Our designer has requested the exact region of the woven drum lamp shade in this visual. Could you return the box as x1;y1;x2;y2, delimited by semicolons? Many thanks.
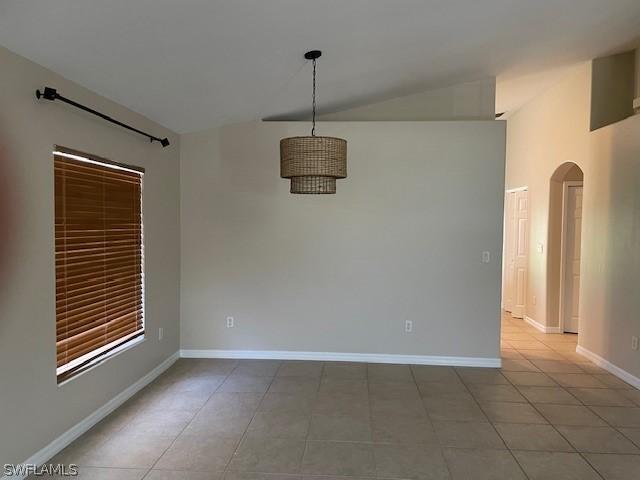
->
280;136;347;194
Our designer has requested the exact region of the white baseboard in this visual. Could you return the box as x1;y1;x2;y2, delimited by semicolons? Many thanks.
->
3;352;179;480
180;349;501;368
576;345;640;390
525;316;562;334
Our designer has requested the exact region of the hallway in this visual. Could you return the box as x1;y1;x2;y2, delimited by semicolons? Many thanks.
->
500;310;640;477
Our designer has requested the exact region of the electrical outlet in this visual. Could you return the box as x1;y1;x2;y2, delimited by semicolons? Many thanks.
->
226;316;234;328
158;327;163;341
482;251;491;263
405;320;413;333
537;243;544;254
532;295;537;306
632;336;639;351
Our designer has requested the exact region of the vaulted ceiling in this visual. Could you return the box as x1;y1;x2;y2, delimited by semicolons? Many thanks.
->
1;0;639;132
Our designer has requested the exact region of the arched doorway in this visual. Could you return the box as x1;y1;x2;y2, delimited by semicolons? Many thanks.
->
547;162;584;334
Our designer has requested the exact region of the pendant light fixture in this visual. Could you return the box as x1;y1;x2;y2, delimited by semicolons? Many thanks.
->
280;50;347;194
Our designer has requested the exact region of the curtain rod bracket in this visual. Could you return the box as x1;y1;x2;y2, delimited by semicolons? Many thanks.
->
36;86;170;148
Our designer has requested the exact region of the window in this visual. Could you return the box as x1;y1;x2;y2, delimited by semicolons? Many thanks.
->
54;147;144;383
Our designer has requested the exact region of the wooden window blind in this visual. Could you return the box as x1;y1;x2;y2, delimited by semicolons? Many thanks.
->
54;147;145;382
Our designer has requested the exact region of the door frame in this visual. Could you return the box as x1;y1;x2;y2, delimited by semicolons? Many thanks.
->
559;181;583;334
502;186;528;314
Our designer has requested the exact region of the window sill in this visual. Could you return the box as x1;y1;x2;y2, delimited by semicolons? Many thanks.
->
57;335;146;387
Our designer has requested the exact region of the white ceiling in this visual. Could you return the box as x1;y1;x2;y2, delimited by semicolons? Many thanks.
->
1;1;639;133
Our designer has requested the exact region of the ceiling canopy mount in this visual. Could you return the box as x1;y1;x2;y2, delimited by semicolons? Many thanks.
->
304;50;322;60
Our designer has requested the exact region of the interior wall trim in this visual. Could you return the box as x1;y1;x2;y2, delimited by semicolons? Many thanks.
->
576;345;640;390
1;352;180;480
505;186;528;193
179;349;502;368
525;316;562;334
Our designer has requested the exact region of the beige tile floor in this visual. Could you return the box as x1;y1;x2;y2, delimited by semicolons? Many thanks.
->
37;313;640;479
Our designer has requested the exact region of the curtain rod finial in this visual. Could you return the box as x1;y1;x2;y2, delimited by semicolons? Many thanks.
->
36;86;58;101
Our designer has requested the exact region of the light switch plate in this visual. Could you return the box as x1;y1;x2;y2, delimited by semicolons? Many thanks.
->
482;251;491;263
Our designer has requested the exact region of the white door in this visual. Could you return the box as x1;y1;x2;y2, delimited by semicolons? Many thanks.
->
503;192;516;312
511;191;529;318
562;185;583;333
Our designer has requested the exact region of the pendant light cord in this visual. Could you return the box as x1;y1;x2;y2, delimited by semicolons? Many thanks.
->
312;57;317;136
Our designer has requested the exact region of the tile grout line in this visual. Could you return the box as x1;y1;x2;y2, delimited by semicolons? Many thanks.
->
618;426;640;449
500;318;562;479
413;364;454;480
366;363;379;479
506;322;589;445
506;321;612;480
69;369;187;475
140;358;239;479
432;366;473;479
457;364;532;480
300;360;327;476
221;360;284;478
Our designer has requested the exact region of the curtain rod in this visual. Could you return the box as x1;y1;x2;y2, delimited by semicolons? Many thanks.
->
36;87;170;147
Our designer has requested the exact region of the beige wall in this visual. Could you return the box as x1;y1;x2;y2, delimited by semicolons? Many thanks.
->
635;47;640;99
582;113;640;379
506;60;640;379
180;120;506;360
0;46;181;466
318;78;495;121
